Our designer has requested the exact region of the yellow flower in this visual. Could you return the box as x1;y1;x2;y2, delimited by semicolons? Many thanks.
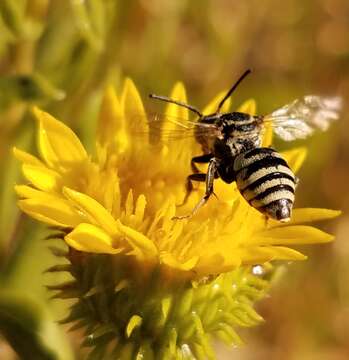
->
14;79;340;358
15;79;339;277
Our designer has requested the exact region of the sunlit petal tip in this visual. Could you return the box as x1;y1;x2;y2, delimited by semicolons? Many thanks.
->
165;81;189;117
32;107;88;167
203;90;231;115
121;78;145;113
97;85;123;146
169;82;187;101
237;99;257;115
101;85;119;110
121;78;147;135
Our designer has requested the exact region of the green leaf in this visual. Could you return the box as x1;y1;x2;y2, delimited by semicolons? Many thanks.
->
0;74;65;111
0;291;56;360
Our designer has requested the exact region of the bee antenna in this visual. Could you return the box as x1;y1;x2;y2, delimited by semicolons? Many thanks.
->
216;69;252;113
149;94;203;117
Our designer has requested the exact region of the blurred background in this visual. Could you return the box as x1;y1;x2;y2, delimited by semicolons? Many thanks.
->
0;0;348;359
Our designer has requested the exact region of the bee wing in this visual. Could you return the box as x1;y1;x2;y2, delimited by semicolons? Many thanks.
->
128;112;219;141
264;96;342;141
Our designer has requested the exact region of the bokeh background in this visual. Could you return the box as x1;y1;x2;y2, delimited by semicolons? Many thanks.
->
0;1;348;359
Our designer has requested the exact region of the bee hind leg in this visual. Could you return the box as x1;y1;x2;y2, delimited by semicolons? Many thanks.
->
294;176;300;188
177;173;206;207
174;159;218;220
177;154;214;207
191;153;213;173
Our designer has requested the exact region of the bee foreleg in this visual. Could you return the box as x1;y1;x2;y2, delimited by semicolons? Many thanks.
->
174;159;218;220
191;153;213;173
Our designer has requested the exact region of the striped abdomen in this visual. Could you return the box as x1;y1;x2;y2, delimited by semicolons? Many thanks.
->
233;147;296;222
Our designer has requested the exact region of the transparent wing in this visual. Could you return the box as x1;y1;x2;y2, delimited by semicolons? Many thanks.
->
129;112;219;141
264;96;342;141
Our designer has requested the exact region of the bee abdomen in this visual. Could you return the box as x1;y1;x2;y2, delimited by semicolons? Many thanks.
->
234;148;296;222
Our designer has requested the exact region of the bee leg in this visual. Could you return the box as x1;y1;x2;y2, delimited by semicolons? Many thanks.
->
191;153;213;173
294;176;299;188
264;215;269;227
178;173;206;206
174;159;218;220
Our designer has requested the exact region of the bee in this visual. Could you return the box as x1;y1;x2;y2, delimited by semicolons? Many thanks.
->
149;70;342;222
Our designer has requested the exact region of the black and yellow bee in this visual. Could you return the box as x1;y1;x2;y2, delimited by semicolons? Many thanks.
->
149;70;342;222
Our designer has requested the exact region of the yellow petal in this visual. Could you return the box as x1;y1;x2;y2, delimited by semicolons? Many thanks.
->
13;147;44;166
262;122;273;147
121;78;148;136
65;223;122;254
160;252;199;271
126;315;142;338
240;246;307;264
15;185;58;201
134;194;146;225
18;195;84;228
162;82;190;145
63;187;119;237
161;82;195;159
22;164;61;192
282;147;307;173
274;208;341;226
203;90;231;115
32;107;87;168
98;86;128;153
165;82;188;119
195;251;241;275
116;220;157;260
255;225;334;245
237;99;257;115
15;185;41;199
